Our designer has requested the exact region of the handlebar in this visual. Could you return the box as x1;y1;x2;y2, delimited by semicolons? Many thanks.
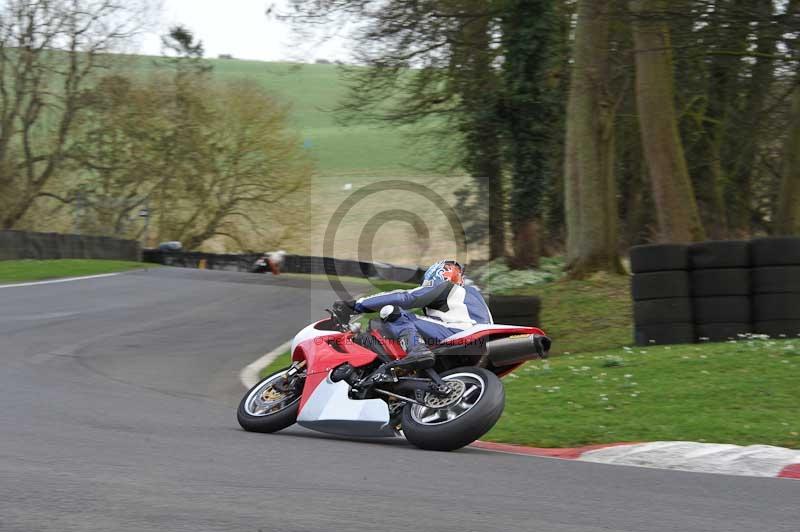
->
326;307;362;333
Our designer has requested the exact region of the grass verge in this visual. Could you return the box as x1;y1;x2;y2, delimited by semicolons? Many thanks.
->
259;351;293;379
0;259;152;283
501;272;633;356
485;337;800;448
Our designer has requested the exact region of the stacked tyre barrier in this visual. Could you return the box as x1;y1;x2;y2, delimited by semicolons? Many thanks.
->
485;295;541;328
751;238;800;338
689;240;751;341
630;244;695;345
631;237;800;345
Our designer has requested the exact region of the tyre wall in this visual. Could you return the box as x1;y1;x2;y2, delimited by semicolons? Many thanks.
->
485;294;541;328
630;244;695;345
0;230;140;262
630;237;800;345
750;238;800;338
689;240;751;341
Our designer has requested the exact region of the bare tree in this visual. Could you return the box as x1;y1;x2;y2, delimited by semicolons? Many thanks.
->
69;73;312;250
169;81;311;250
66;74;172;238
0;0;153;229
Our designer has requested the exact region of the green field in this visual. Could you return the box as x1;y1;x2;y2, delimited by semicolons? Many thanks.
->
128;56;450;179
0;259;151;283
485;338;800;449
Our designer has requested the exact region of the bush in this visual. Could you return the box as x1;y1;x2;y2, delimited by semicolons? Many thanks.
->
471;257;564;293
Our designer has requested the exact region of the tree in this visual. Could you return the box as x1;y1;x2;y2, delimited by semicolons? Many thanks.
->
630;0;705;243
167;81;311;249
0;0;152;229
776;83;800;234
151;25;215;241
69;74;311;249
668;0;800;237
564;0;624;277
284;1;509;259
501;0;560;268
67;75;173;237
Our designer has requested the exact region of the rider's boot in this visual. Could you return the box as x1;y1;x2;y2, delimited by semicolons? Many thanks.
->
384;342;436;371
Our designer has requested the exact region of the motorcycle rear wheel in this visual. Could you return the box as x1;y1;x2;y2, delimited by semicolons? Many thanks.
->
401;367;505;451
237;367;302;433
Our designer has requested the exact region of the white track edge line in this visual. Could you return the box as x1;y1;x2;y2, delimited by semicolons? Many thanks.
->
0;272;123;289
239;339;293;389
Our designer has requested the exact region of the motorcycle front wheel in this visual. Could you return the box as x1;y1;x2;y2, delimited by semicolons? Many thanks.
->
237;367;303;433
401;367;505;451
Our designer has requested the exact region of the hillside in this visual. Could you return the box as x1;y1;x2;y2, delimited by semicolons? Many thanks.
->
126;55;450;179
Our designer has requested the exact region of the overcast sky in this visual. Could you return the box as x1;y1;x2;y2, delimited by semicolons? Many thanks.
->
138;0;351;63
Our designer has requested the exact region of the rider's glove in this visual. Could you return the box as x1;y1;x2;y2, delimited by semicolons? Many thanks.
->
331;300;356;323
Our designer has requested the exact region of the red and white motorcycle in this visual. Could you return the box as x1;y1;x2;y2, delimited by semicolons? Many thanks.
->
237;309;550;451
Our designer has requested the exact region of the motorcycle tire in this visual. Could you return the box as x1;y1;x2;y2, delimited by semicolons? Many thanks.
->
401;367;505;451
237;367;302;433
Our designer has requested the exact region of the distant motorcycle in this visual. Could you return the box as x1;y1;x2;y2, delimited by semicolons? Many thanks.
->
250;255;271;273
237;308;550;451
250;250;286;275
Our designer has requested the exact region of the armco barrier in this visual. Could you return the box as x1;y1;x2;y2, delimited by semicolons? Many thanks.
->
0;230;140;262
142;249;425;283
485;295;541;327
142;250;542;325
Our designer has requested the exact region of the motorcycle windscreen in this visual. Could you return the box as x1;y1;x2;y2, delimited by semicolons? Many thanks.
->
297;377;395;438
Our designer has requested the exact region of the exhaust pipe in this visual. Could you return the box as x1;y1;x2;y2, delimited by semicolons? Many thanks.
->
486;334;551;367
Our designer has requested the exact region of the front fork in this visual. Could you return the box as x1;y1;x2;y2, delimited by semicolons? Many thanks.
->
272;360;306;394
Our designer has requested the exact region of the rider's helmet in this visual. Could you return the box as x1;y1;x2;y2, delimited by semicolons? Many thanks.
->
422;259;464;287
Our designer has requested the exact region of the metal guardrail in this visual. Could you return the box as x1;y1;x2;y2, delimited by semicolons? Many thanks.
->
141;249;425;284
141;249;540;326
0;230;140;262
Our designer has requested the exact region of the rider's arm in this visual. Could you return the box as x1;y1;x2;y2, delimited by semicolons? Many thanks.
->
353;282;453;313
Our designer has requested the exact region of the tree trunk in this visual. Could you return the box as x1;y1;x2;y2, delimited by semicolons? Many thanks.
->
776;84;800;235
564;0;623;278
502;0;558;268
630;0;705;243
726;0;776;235
457;10;506;260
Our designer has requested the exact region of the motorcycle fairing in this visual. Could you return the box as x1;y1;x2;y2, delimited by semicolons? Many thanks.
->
296;376;395;438
291;320;547;438
290;320;340;356
292;320;380;413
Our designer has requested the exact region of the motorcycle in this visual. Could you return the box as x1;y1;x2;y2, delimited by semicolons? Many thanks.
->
250;251;285;274
237;308;551;451
250;255;271;273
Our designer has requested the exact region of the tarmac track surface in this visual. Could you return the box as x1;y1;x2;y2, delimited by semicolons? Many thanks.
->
0;268;797;532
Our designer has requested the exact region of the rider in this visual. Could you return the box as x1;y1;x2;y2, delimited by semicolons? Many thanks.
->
333;259;493;369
